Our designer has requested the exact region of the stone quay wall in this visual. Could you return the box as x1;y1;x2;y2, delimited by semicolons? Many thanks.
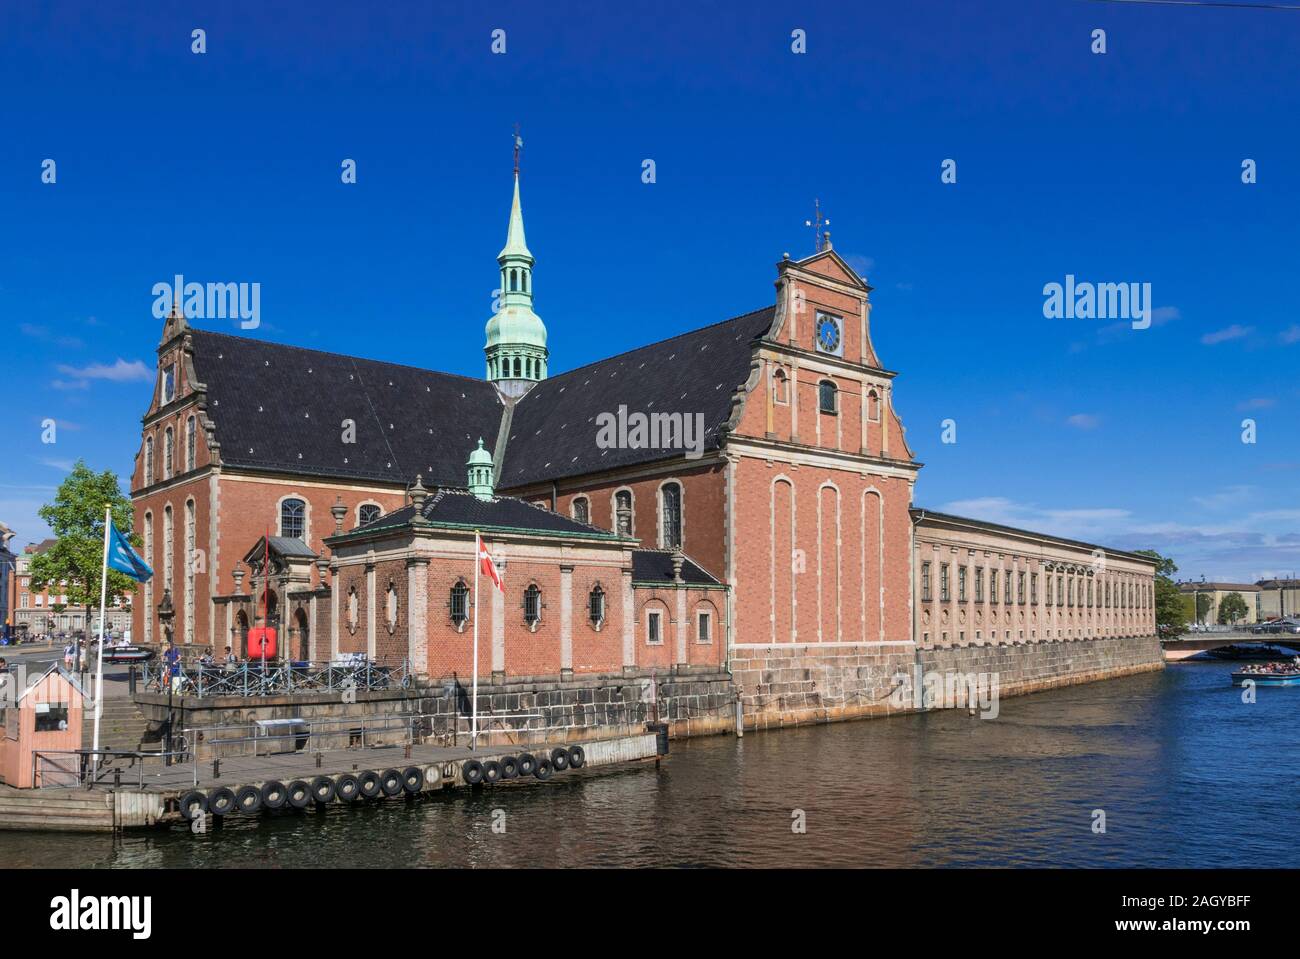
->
137;669;736;758
732;634;1164;731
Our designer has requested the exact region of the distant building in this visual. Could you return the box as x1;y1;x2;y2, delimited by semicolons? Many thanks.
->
11;539;130;640
1177;582;1260;625
1256;579;1300;621
0;523;16;640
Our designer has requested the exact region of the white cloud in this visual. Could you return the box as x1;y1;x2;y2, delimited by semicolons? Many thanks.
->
1066;413;1100;430
52;358;151;388
1201;324;1253;346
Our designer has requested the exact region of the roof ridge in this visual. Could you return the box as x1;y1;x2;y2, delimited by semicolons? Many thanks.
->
190;328;493;387
525;305;774;387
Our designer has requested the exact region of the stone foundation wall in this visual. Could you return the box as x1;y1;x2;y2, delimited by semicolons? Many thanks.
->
732;634;1164;731
137;669;736;757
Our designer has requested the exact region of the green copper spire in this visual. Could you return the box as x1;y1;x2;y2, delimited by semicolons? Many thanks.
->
467;438;495;500
486;160;548;398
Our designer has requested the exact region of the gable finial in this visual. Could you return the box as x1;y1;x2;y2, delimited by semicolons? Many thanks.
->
513;123;523;177
804;198;830;253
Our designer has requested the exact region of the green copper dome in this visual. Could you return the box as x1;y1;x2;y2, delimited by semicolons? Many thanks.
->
485;172;548;397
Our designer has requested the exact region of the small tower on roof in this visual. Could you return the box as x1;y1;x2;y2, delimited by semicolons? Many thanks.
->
467;438;495;500
485;126;548;399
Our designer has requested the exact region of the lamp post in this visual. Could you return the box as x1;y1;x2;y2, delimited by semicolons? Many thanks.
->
157;590;176;765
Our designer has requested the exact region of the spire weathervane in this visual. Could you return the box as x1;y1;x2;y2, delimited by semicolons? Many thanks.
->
805;198;830;253
513;123;523;176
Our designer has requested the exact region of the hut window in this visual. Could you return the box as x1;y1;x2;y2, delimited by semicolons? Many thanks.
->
34;703;69;733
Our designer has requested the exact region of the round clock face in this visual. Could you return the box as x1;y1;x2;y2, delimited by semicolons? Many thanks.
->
816;317;841;353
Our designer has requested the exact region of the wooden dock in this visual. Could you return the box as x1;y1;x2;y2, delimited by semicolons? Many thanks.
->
0;732;663;833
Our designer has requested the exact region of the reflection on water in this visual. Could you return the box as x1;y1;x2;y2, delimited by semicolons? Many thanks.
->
1;663;1292;868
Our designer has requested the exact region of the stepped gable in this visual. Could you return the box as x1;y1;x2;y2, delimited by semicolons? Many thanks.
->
499;306;775;488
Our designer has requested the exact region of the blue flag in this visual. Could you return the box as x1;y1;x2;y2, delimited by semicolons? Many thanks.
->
106;524;153;582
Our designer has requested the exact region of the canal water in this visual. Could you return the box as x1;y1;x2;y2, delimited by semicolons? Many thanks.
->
2;662;1293;868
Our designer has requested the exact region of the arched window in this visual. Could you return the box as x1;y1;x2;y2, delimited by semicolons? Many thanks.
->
358;504;382;527
144;436;154;485
523;584;541;627
572;497;590;525
450;581;469;627
589;584;605;628
772;367;788;405
818;380;838;414
615;490;633;537
867;389;880;422
164;427;174;479
280;498;306;540
185;415;196;471
660;482;682;548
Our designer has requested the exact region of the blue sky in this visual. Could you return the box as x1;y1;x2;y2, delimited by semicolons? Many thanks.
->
3;0;1299;582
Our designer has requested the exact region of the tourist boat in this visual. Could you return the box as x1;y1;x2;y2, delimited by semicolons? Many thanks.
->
1231;662;1300;686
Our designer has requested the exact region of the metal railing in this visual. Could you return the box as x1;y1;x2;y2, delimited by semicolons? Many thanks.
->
33;747;192;789
138;657;411;698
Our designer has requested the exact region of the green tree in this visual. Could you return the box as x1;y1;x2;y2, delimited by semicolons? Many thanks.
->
28;460;139;636
1133;549;1186;638
1218;592;1249;625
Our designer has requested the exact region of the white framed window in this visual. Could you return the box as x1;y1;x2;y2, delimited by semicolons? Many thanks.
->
697;610;712;644
646;609;663;645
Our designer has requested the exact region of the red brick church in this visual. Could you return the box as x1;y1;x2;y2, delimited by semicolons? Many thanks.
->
130;167;1157;692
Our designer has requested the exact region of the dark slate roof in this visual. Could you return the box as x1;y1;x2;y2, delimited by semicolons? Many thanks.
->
190;330;504;487
631;549;722;586
336;488;625;541
499;307;775;488
241;536;319;569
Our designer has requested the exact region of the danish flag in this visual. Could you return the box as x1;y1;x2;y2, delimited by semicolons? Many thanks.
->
477;533;504;592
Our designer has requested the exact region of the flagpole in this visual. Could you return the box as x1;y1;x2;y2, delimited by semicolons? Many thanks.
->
91;505;111;771
472;532;480;749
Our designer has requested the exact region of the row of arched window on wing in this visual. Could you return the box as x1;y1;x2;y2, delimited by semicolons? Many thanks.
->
143;415;199;484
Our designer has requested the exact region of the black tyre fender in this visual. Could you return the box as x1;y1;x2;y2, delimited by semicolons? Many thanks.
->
335;773;361;802
533;758;553;781
380;768;404;797
260;780;287;810
400;766;425;794
235;784;262;815
286;780;312;809
310;775;336;804
462;759;484;785
207;786;236;817
358;770;383;800
550;747;570;771
499;756;518;779
567;745;585;769
179;790;208;821
516;752;537;777
482;760;502;784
